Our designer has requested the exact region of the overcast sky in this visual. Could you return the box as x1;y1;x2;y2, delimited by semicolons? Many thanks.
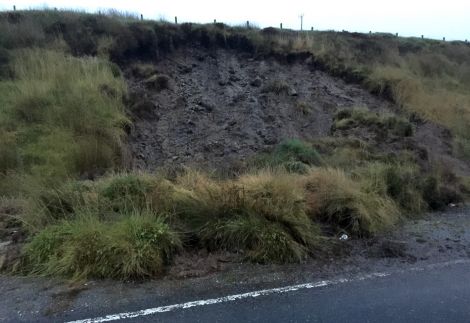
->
1;0;469;40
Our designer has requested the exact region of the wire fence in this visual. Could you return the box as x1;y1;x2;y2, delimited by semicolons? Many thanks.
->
6;5;470;43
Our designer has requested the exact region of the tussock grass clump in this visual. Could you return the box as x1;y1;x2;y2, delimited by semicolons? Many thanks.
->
252;139;322;173
98;173;173;212
171;169;321;263
22;211;182;280
200;216;310;263
358;162;426;214
275;139;323;166
421;172;464;211
358;162;465;213
14;165;424;276
36;180;98;221
34;173;176;225
333;108;413;137
311;137;377;169
304;168;400;236
28;170;322;265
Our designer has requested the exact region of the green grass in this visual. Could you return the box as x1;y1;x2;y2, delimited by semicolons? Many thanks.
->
357;162;426;214
0;49;128;181
22;211;182;280
304;168;401;236
13;160;467;278
251;139;322;173
333;108;413;137
199;215;312;263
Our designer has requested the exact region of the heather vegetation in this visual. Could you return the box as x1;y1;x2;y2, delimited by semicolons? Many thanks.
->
0;10;469;280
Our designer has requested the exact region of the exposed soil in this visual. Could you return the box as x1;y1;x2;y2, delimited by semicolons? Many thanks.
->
125;47;468;174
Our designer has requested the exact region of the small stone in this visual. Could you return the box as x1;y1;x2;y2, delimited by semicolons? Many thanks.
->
288;88;298;96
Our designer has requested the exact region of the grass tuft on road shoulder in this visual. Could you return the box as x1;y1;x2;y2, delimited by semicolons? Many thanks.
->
22;211;182;280
304;168;401;236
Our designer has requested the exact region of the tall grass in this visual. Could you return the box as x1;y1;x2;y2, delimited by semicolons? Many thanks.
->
0;49;128;181
17;157;467;278
22;211;182;280
357;162;426;214
304;168;401;236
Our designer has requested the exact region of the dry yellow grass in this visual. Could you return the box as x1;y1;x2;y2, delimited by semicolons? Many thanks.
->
304;168;401;235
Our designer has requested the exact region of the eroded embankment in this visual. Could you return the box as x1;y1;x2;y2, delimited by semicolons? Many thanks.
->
125;47;464;174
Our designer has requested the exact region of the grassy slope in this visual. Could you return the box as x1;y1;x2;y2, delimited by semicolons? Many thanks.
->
0;10;469;279
0;49;128;183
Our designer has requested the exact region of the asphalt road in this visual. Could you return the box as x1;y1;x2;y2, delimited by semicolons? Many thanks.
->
65;260;470;323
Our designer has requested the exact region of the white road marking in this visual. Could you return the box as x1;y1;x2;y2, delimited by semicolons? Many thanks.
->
67;259;470;323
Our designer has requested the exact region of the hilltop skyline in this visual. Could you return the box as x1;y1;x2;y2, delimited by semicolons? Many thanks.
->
0;0;469;40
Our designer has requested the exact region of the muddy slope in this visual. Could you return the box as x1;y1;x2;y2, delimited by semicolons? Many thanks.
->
126;47;463;172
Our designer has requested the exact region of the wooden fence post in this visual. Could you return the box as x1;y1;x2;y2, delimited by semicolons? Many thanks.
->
140;14;143;20
246;21;249;28
13;5;16;11
280;23;283;30
214;19;216;24
175;16;178;24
